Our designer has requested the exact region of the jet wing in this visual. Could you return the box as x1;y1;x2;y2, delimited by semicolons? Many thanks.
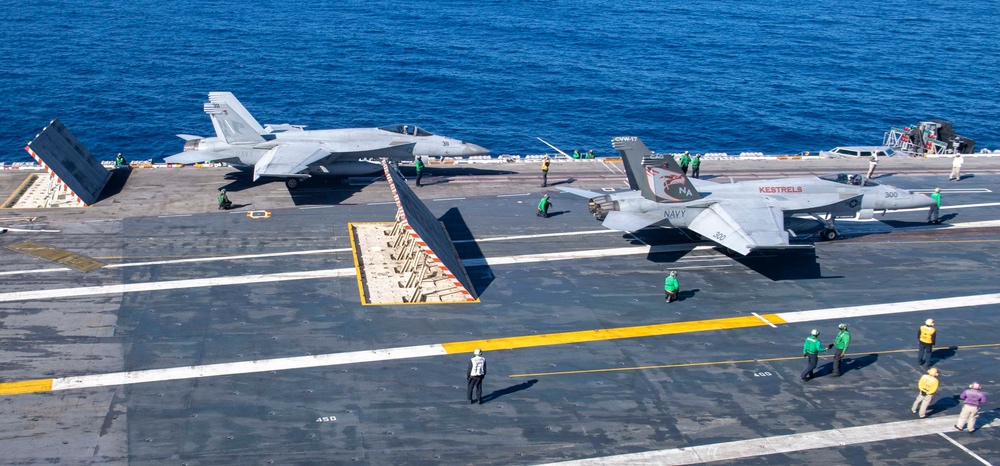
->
253;141;419;181
253;143;328;181
686;201;789;255
557;187;604;198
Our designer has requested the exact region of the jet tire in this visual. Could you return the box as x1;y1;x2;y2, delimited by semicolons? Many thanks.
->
820;229;838;241
285;178;299;190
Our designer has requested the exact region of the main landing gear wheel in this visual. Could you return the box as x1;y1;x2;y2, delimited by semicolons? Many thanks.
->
820;228;838;241
285;178;299;190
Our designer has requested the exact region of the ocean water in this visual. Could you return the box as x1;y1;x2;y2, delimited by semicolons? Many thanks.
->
1;0;997;163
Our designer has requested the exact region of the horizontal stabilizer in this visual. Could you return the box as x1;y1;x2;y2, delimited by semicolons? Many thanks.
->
601;211;663;231
176;134;203;141
557;187;604;198
164;151;217;164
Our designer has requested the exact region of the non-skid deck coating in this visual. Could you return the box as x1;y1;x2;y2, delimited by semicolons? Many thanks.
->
0;158;998;465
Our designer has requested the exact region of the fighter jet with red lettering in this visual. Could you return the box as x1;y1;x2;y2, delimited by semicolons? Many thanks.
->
559;137;934;255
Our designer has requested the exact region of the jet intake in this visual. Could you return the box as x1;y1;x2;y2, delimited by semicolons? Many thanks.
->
857;208;874;220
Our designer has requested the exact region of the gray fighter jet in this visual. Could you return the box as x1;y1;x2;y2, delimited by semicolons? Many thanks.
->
562;136;935;255
165;92;489;189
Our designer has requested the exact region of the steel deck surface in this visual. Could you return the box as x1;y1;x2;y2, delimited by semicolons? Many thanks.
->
0;158;998;465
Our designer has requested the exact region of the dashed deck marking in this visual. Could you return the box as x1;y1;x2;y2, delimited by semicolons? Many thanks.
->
507;343;1000;378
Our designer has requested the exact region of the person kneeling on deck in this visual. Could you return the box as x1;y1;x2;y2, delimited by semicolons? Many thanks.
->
114;152;128;169
218;189;232;210
537;194;551;218
664;270;679;303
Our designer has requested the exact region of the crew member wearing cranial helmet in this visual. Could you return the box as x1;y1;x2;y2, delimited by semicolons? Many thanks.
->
911;367;939;419
928;187;942;224
801;329;834;382
664;271;679;303
917;318;936;370
955;381;987;433
467;348;487;405
832;323;851;377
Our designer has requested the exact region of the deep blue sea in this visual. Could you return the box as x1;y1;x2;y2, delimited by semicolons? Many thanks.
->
1;0;997;163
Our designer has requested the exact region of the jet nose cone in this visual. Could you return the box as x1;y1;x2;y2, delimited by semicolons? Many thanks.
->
462;143;490;156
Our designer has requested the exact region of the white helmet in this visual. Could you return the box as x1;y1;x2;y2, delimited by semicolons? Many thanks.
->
473;348;482;356
810;329;819;336
925;319;934;326
971;382;981;390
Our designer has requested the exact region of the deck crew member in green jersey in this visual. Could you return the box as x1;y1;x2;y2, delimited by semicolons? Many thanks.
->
414;156;425;187
832;323;851;377
680;151;691;175
928;188;941;223
801;329;833;382
537;194;551;218
664;270;679;303
691;154;702;179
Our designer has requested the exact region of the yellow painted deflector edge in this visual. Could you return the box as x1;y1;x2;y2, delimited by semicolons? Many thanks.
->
441;313;787;354
347;222;370;305
0;378;53;395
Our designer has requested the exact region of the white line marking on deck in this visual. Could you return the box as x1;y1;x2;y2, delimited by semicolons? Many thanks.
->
497;193;531;197
432;197;466;201
50;344;449;391
0;269;356;303
937;432;993;466
157;214;191;218
751;312;777;328
539;416;998;465
777;293;1000;323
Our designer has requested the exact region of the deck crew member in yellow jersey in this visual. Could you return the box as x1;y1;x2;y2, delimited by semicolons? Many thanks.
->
911;368;939;418
541;155;551;187
917;319;936;370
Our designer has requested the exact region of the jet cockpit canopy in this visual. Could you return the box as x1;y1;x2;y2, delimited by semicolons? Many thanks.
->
379;125;434;137
820;173;881;187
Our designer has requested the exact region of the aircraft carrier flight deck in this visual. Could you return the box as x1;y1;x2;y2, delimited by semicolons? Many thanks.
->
0;155;998;465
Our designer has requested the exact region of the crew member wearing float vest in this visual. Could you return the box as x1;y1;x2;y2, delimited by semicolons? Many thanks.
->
917;319;936;370
911;368;939;419
467;348;487;405
541;155;551;187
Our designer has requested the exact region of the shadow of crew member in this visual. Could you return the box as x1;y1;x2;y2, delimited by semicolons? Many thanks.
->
218;188;232;210
481;379;538;403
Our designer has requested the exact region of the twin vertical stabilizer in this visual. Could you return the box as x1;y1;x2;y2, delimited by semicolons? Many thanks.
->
612;136;702;203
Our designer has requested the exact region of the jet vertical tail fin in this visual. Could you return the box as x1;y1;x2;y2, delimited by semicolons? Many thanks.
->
204;92;266;144
612;136;702;203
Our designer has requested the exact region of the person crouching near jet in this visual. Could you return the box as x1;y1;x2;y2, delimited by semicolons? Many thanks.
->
664;271;679;303
537;194;551;218
218;189;232;210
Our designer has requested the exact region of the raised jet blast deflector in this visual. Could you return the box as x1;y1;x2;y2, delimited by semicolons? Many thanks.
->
24;119;111;206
